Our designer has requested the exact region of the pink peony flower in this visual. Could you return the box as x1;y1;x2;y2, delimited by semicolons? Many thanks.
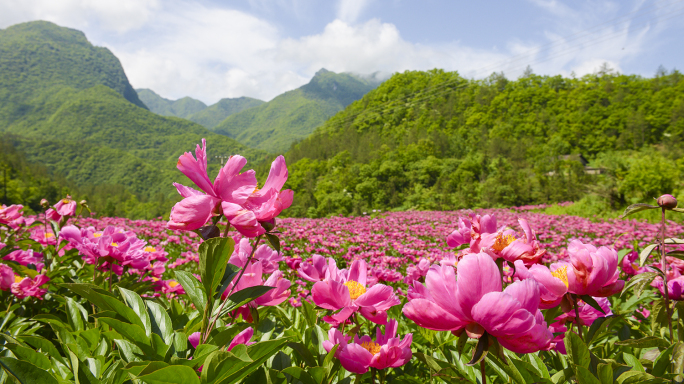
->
12;275;49;299
323;319;412;374
404;258;430;284
298;254;329;282
554;296;613;327
620;250;652;276
446;214;496;252
228;238;283;274
46;196;77;222
551;240;624;297
403;253;553;353
0;264;14;290
222;155;294;237
0;204;24;228
311;259;400;326
168;139;257;231
652;275;684;300
513;260;568;309
4;250;45;272
480;219;546;266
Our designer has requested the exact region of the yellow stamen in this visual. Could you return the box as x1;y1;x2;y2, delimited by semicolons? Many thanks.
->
144;246;156;253
551;267;569;288
111;242;118;247
360;341;381;355
168;281;179;288
14;276;23;283
344;281;366;300
93;233;102;238
632;263;640;271
492;233;516;252
45;233;55;238
61;199;71;204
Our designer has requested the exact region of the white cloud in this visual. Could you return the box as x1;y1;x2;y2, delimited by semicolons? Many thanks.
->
0;0;159;33
0;0;679;104
337;0;372;23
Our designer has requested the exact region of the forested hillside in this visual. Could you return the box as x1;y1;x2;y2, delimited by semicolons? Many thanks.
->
212;69;381;153
187;96;264;128
282;68;684;217
136;89;207;118
0;21;267;218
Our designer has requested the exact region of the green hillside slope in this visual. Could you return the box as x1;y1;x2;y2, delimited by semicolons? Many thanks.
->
188;97;264;128
0;21;267;218
212;68;380;153
136;88;207;118
282;69;684;217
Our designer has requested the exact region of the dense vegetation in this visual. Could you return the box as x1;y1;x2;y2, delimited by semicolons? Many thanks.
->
212;69;381;153
0;21;268;219
282;68;684;218
136;89;207;118
188;97;265;129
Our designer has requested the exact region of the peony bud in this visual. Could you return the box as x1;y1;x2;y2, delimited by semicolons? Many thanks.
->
657;194;678;209
79;200;88;206
40;199;49;209
260;218;276;232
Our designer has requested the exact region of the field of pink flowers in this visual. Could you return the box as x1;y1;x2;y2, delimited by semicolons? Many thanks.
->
2;139;683;384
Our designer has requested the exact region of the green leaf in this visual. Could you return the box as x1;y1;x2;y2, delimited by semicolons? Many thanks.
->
621;272;658;298
487;354;527;384
621;203;659;218
135;365;200;384
565;331;590;369
616;371;655;384
119;287;152;337
174;271;207;311
281;367;316;384
621;353;645;373
65;297;86;332
287;342;317;368
597;363;613;384
322;344;339;377
224;286;275;313
551;368;575;384
19;336;67;367
615;337;670;349
575;365;601;384
674;342;684;378
209;324;250;349
527;353;550;379
3;344;51;371
200;348;253;384
652;343;675;377
114;339;144;363
146;301;174;344
215;338;291;384
579;295;606;315
214;263;240;300
639;244;658;267
62;284;146;330
199;237;234;301
466;333;488;366
0;357;59;384
665;238;684;244
265;233;280;253
585;317;608;344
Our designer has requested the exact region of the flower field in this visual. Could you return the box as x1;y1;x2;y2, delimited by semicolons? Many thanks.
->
1;140;684;384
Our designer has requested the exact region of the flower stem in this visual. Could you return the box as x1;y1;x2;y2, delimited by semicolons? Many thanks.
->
661;207;674;343
222;222;231;238
572;295;584;341
108;266;114;292
204;234;263;340
480;359;486;384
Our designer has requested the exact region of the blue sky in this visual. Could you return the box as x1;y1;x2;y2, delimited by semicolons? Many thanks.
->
1;0;683;104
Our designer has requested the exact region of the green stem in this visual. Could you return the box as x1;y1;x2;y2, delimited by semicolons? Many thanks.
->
661;208;674;343
573;295;584;341
204;234;263;340
480;359;486;384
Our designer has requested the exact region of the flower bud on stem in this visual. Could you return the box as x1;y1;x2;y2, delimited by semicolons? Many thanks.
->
660;207;674;344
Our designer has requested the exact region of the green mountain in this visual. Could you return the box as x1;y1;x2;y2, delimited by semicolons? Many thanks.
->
282;69;684;218
136;88;207;118
187;97;264;128
212;68;381;153
0;21;267;218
